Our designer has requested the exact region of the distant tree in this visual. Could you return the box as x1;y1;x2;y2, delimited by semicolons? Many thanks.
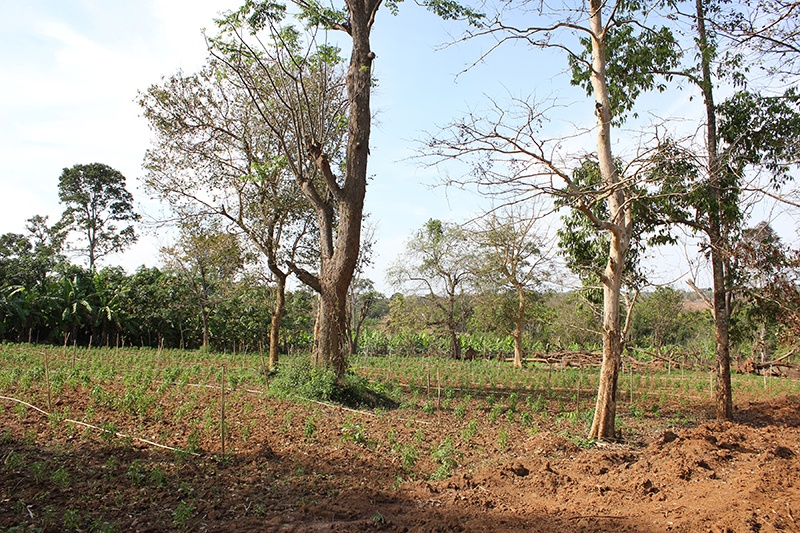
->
631;287;685;353
162;222;244;349
730;222;800;359
469;205;553;367
57;163;139;270
346;277;381;356
388;219;474;359
0;215;65;290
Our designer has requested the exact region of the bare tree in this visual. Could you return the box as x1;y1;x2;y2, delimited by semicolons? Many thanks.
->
388;219;474;360
468;203;554;368
423;0;680;439
141;59;323;371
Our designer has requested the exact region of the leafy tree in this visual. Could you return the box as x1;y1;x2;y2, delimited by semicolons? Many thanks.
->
57;163;139;270
388;219;474;359
640;0;800;419
0;216;65;290
729;222;800;359
346;277;382;356
631;287;686;352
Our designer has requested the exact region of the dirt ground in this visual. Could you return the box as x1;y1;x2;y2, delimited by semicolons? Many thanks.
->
2;383;799;532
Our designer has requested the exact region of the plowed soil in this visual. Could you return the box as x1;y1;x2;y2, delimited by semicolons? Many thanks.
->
2;382;799;532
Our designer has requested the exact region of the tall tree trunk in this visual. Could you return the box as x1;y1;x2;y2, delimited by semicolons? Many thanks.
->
449;326;462;360
512;286;526;368
201;307;210;349
591;234;626;439
268;273;286;372
587;0;631;440
696;0;733;420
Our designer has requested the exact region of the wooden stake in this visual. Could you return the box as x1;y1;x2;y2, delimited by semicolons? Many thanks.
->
436;367;441;410
43;351;52;412
629;364;633;404
221;365;226;457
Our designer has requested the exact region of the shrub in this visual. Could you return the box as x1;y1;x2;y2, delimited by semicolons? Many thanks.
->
269;358;337;402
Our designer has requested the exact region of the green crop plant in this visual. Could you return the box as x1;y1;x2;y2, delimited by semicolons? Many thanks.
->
344;422;373;447
401;444;419;471
185;430;200;454
62;509;83;530
173;499;196;529
497;427;510;451
485;393;496;407
14;402;28;420
149;467;168;487
507;392;519;411
100;421;118;444
526;394;547;413
461;419;478;443
127;459;148;485
303;416;317;439
430;438;459;481
51;466;72;487
31;460;48;483
488;403;504;423
3;450;22;471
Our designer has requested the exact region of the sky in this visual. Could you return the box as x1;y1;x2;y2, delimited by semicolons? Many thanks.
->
1;1;797;294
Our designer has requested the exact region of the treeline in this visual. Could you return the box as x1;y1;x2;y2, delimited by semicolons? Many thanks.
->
0;260;315;354
0;219;717;359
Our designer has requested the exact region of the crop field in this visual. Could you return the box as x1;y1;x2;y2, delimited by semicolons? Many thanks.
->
2;342;800;532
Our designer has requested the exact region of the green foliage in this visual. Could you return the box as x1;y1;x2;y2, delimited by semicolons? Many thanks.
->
631;287;688;349
341;421;371;447
556;159;649;290
172;499;196;529
57;163;139;270
718;88;800;186
270;358;337;401
570;20;681;122
430;437;459;480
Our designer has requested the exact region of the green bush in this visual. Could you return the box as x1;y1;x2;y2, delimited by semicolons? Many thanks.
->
269;358;337;402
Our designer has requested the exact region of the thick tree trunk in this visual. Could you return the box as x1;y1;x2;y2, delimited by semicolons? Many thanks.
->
315;282;349;377
696;0;733;420
447;326;462;360
302;0;375;379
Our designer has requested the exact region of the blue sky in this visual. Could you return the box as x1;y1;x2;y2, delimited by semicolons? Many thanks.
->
1;1;795;293
0;0;580;292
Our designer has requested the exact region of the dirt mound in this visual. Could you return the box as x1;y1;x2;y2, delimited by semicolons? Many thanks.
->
407;401;800;532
